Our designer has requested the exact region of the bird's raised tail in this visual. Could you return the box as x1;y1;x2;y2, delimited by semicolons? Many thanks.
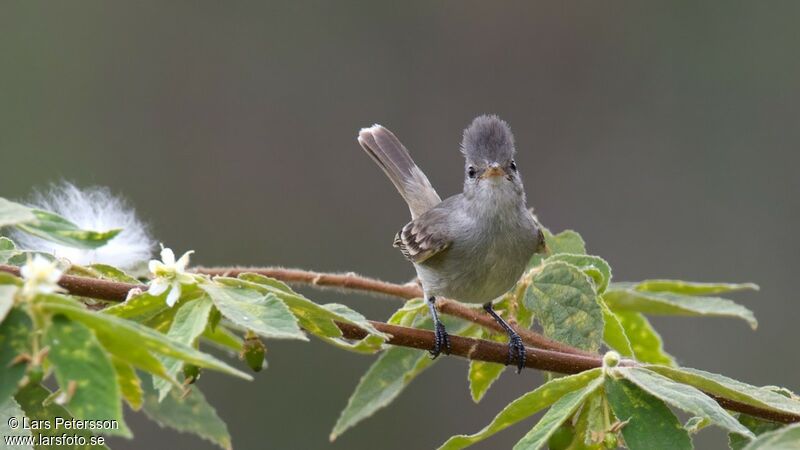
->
358;125;441;218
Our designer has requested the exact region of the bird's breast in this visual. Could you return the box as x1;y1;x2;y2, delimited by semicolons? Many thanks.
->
416;207;538;303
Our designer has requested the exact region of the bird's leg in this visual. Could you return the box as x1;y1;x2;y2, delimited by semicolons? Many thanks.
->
427;296;451;358
483;302;526;373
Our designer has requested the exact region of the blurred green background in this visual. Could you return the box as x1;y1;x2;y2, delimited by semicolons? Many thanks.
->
2;2;798;449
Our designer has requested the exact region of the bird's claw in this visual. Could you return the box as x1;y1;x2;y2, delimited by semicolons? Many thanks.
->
430;320;451;358
507;333;526;373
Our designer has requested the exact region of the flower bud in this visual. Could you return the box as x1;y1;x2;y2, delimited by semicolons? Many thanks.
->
183;364;201;384
602;351;620;368
241;334;267;372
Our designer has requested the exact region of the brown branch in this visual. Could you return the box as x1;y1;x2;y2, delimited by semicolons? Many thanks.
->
339;321;799;424
2;263;798;424
710;395;800;425
194;266;422;298
1;263;588;356
436;298;596;357
0;264;142;301
193;266;596;357
341;321;606;374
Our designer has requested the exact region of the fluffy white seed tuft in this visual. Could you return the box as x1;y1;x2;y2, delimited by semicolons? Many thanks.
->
12;182;154;271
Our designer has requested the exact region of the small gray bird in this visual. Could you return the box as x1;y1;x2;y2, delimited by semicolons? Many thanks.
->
358;115;542;371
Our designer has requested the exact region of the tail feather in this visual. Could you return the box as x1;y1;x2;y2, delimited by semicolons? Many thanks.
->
358;125;441;218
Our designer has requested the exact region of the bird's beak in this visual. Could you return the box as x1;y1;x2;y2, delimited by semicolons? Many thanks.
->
480;164;506;179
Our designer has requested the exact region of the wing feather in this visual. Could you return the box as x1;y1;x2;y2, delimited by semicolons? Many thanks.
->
392;200;455;263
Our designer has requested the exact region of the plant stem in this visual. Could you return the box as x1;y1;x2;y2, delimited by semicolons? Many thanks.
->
192;266;595;357
0;264;591;357
194;267;423;298
339;321;799;424
1;264;136;300
1;263;797;424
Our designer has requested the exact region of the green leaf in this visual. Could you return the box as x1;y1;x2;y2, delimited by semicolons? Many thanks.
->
469;361;506;405
631;279;759;295
200;283;306;341
604;285;757;329
600;301;633;357
143;302;181;333
728;414;783;450
1;397;34;450
154;296;214;400
111;357;143;410
468;329;507;403
103;291;168;322
526;261;604;352
332;320;473;440
571;391;607;449
317;303;385;353
529;229;587;267
45;297;172;384
39;296;251;381
547;424;577;450
438;368;602;450
85;264;140;284
548;391;607;450
546;230;587;256
0;308;32;406
0;284;17;325
221;275;388;347
202;326;243;353
331;347;432;441
142;377;232;450
612;311;674;365
5;252;56;268
0;198;37;228
605;377;692;450
0;270;23;287
0;237;18;264
333;318;466;434
762;386;799;400
15;208;121;250
617;367;753;438
237;272;295;293
320;301;387;340
741;423;800;450
470;361;506;403
547;254;612;293
15;383;110;449
513;377;604;450
684;416;710;434
387;298;427;327
552;391;605;450
646;366;800;417
515;294;535;331
44;315;128;437
96;328;174;383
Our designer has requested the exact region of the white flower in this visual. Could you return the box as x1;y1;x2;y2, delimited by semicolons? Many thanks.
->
20;255;65;298
148;245;196;307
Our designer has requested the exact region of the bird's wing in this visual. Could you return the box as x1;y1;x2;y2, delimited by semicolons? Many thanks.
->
393;204;452;264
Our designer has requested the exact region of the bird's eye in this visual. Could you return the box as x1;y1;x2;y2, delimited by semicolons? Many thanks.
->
509;160;517;171
467;166;477;178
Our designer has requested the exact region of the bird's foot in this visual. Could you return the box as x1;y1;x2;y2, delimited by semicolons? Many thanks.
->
507;332;526;373
483;301;526;373
430;320;451;358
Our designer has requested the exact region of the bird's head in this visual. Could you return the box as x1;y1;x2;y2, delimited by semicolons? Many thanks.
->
461;115;524;198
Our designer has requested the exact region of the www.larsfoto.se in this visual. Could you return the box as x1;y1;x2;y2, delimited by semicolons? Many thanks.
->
4;433;106;446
